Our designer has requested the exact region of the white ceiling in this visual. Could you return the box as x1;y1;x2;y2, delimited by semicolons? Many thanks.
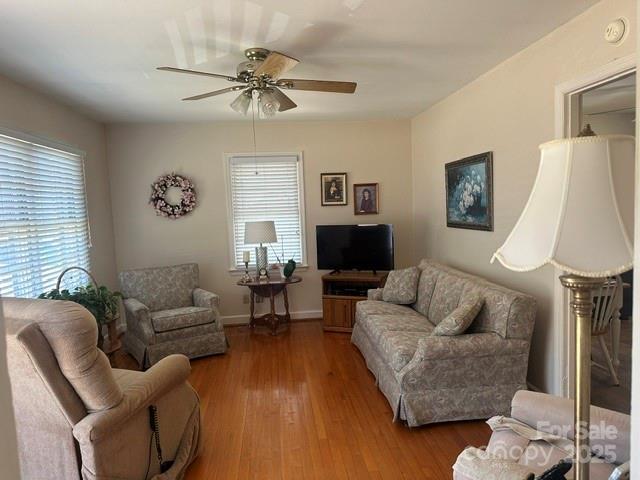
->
0;0;599;123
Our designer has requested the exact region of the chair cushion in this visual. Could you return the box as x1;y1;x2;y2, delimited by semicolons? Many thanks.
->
428;272;471;325
151;306;214;333
417;259;537;339
433;291;484;336
359;313;434;343
356;301;432;338
412;263;440;317
382;266;420;304
357;300;425;318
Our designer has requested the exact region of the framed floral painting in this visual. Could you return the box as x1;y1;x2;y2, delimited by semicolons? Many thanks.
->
445;152;493;231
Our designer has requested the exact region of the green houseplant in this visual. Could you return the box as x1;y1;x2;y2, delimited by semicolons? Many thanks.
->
39;283;121;326
39;267;121;349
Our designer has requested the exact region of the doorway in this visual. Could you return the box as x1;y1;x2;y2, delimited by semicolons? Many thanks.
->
577;73;635;414
559;68;636;414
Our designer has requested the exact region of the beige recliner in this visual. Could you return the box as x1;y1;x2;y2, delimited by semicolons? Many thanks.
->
453;390;630;480
3;297;201;480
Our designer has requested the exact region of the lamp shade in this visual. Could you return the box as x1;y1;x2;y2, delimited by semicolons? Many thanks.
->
244;220;277;244
259;89;280;117
491;135;634;277
230;91;252;115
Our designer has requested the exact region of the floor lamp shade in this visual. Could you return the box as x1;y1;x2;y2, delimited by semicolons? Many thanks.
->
491;135;634;277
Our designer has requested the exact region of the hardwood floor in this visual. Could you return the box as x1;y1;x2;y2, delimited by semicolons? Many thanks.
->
183;321;490;480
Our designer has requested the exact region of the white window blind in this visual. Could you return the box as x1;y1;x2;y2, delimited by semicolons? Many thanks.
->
227;154;305;269
0;132;91;298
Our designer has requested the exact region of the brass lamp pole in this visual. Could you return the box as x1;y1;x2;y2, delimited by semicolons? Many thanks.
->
491;128;635;480
560;275;605;479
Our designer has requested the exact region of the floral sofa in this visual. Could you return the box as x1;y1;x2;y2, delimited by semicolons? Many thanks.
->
351;259;536;427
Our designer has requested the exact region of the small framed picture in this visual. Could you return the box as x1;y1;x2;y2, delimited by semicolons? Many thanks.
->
445;151;493;231
354;183;379;215
321;173;347;206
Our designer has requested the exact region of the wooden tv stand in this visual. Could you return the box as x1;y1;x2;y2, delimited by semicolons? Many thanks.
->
322;271;388;332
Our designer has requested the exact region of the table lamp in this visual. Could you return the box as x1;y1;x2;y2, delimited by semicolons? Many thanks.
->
491;131;634;480
244;220;277;277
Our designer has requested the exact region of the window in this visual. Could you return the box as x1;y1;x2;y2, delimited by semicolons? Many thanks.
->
0;131;91;298
226;153;306;269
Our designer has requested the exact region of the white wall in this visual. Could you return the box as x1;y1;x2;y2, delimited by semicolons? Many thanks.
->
0;74;118;288
410;0;637;393
0;74;118;477
107;120;413;321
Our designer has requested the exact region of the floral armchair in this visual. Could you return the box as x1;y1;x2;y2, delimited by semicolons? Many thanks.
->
119;263;227;367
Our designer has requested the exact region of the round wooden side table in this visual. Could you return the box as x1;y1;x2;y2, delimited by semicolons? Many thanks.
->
237;276;302;335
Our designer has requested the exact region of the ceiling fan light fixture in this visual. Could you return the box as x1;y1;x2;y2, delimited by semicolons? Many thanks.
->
230;90;252;115
259;89;280;117
158;48;357;115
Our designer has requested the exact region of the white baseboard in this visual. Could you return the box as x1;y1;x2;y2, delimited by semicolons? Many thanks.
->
222;309;323;326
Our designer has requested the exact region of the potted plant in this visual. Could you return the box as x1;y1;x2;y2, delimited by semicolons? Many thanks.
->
269;243;297;279
39;267;122;351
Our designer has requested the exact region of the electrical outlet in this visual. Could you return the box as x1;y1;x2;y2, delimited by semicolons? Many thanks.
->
255;295;264;304
242;294;250;304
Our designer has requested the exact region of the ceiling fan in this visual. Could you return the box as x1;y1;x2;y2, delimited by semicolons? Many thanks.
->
158;48;357;117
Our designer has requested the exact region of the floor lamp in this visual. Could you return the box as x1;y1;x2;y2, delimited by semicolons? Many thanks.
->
491;132;634;479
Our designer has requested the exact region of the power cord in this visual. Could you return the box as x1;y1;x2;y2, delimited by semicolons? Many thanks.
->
149;405;174;473
143;430;153;480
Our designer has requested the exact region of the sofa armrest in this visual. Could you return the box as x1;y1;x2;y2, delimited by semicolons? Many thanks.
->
73;354;191;443
413;333;529;361
123;297;155;344
397;333;532;395
193;288;220;308
193;288;223;331
368;288;384;301
123;297;149;316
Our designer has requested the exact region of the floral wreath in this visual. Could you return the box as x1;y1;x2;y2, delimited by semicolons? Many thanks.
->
149;173;196;219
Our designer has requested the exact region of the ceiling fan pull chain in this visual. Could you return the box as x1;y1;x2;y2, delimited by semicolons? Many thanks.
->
251;94;258;175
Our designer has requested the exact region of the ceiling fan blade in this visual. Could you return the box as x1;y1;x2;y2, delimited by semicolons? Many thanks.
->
157;66;240;82
253;52;299;80
182;85;247;101
277;79;357;94
271;87;297;112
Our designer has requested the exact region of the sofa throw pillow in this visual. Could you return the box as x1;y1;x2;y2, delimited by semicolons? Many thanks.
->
382;266;420;304
432;291;484;336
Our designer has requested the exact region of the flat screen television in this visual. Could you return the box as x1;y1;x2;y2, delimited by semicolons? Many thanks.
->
316;224;394;272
